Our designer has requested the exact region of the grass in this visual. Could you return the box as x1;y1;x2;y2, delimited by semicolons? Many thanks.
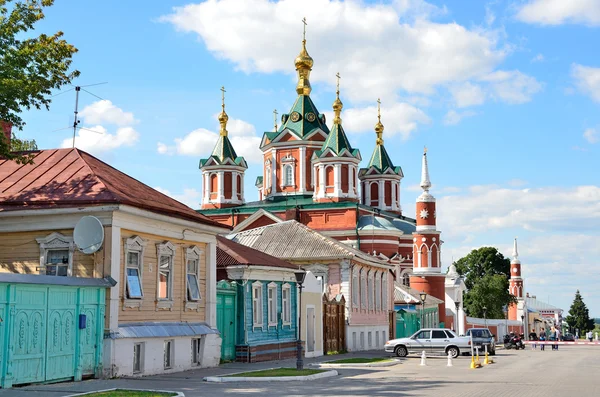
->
225;368;326;377
81;391;176;397
326;357;394;364
325;350;347;355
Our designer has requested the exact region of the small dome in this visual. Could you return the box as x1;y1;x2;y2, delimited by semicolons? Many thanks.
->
332;97;343;111
218;110;229;124
375;120;384;134
295;41;314;70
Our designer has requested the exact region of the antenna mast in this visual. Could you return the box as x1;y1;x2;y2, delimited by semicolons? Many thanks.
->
72;86;81;148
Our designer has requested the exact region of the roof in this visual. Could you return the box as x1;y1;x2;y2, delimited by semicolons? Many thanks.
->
0;273;115;288
0;148;226;229
526;297;563;312
263;95;329;143
199;135;246;168
110;322;217;339
216;235;298;270
228;220;391;268
358;215;416;234
361;144;403;176
315;122;360;158
394;284;444;305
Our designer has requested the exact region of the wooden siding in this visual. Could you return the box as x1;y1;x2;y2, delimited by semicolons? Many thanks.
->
118;229;207;323
237;281;297;347
0;230;98;277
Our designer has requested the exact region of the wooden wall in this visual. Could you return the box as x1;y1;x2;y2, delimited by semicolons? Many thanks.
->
118;229;207;324
0;230;98;277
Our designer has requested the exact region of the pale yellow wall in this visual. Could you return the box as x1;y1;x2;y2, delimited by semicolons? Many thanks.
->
302;291;323;355
118;229;207;324
0;229;99;277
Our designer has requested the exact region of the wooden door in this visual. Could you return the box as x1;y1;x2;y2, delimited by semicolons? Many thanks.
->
307;307;315;353
217;287;237;361
45;287;77;382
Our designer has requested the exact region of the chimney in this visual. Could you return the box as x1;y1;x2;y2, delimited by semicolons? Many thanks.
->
1;121;11;148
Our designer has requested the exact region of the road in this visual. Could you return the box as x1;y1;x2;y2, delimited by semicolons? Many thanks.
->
2;347;599;396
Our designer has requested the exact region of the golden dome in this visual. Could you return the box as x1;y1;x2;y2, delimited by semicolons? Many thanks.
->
295;40;314;71
375;98;384;145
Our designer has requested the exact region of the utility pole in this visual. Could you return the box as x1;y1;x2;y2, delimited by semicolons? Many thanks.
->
72;86;81;148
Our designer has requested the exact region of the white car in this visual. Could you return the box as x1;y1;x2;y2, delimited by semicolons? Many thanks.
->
385;328;471;358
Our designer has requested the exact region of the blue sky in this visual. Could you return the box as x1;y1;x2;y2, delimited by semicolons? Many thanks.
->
18;0;600;316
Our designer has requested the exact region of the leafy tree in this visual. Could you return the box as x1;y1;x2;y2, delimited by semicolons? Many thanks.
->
0;0;79;162
454;247;516;318
565;290;594;335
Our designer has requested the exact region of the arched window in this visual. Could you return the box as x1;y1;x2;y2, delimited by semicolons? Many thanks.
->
210;174;218;193
375;272;381;311
368;271;374;311
325;166;334;186
265;166;271;189
237;174;242;199
382;273;388;311
370;182;379;206
284;164;293;186
402;272;410;287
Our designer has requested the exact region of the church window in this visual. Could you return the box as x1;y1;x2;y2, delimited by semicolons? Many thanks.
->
210;174;218;193
284;164;293;186
402;272;411;287
370;182;379;206
236;174;242;199
325;166;334;187
265;166;271;189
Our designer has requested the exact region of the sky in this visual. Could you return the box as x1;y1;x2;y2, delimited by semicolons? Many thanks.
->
17;0;600;316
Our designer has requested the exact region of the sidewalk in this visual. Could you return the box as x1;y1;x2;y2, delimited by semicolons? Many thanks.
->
0;350;387;397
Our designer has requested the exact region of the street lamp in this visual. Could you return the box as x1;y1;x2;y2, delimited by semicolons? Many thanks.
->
294;269;307;370
454;300;460;334
419;291;427;329
483;306;487;329
521;314;525;336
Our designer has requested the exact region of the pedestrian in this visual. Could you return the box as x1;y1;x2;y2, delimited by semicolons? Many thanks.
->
529;328;538;349
587;330;593;342
550;327;557;350
539;329;546;351
555;328;561;350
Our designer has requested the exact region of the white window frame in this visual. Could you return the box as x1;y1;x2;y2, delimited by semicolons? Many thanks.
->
164;339;174;369
133;342;144;374
36;232;74;276
192;337;202;365
156;241;176;309
280;154;295;187
352;267;359;308
368;271;374;311
360;269;367;309
252;281;263;328
282;283;291;326
124;236;146;303
267;282;278;327
265;159;272;192
382;273;388;311
375;271;381;311
185;246;203;309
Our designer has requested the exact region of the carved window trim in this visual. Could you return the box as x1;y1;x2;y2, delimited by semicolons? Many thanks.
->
123;236;147;309
185;246;203;310
282;283;292;326
36;232;74;277
352;267;360;308
267;282;278;327
280;155;296;187
156;241;176;310
252;281;264;328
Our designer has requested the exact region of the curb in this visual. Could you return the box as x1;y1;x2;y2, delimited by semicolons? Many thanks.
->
311;359;400;368
204;369;338;383
65;388;184;396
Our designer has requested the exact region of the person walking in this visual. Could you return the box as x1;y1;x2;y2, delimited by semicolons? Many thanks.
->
529;329;538;349
555;328;561;350
587;330;593;342
539;329;546;351
550;327;557;350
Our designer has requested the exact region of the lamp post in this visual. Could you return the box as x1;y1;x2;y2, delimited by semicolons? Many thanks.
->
454;300;460;334
294;269;307;371
419;291;427;329
521;314;525;336
483;306;487;329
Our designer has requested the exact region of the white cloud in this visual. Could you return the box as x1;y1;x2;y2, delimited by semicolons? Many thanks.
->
79;100;137;126
328;102;431;140
61;125;140;153
161;0;512;103
572;64;600;103
449;82;486;108
584;128;599;144
154;187;202;209
159;117;263;163
443;109;476;125
531;53;545;63
481;70;543;104
515;0;600;26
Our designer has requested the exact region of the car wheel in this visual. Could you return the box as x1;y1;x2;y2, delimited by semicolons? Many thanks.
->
447;346;459;358
395;345;408;358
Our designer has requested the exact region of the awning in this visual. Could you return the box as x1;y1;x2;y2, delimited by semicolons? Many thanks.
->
108;322;218;339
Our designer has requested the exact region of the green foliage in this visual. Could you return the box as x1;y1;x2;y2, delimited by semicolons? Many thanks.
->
565;290;594;334
0;0;79;162
454;247;516;319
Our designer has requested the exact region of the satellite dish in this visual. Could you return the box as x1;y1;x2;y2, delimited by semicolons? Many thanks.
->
74;216;104;254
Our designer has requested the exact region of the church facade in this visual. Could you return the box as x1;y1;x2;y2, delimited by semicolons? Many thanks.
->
198;29;451;331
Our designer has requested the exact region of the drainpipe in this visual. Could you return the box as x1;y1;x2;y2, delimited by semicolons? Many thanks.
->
355;203;361;250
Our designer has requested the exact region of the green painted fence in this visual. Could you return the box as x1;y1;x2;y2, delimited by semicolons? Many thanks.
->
0;281;105;388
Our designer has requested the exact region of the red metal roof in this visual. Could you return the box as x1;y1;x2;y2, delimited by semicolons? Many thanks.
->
216;236;298;270
0;148;227;229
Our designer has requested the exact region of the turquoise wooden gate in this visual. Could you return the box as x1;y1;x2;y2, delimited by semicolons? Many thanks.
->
216;280;237;362
0;280;106;388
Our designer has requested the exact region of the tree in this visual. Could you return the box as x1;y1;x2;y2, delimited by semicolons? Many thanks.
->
0;0;79;162
454;247;516;319
565;290;594;335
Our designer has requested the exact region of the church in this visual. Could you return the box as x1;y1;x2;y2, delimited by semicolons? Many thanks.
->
198;26;450;336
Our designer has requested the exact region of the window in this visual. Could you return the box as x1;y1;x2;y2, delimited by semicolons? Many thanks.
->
416;330;431;339
402;272;410;287
445;330;455;339
164;340;174;369
133;343;144;373
432;330;447;339
284;164;293;186
375;272;381;311
156;242;176;301
368;271;374;310
376;331;379;347
282;284;291;325
252;282;263;327
36;232;74;276
352;268;359;308
186;246;202;302
192;338;202;365
126;251;143;299
360;269;367;309
368;332;372;348
268;282;277;326
382;273;388;311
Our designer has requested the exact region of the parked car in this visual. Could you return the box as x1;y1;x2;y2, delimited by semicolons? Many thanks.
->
465;328;496;355
384;328;471;358
562;333;575;341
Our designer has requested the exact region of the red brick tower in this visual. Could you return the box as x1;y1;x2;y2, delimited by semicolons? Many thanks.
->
200;87;247;209
508;238;523;321
410;148;446;326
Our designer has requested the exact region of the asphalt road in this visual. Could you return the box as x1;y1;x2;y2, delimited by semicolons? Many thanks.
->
2;346;599;396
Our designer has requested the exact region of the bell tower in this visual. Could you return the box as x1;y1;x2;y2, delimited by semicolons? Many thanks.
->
200;87;247;209
508;238;524;321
